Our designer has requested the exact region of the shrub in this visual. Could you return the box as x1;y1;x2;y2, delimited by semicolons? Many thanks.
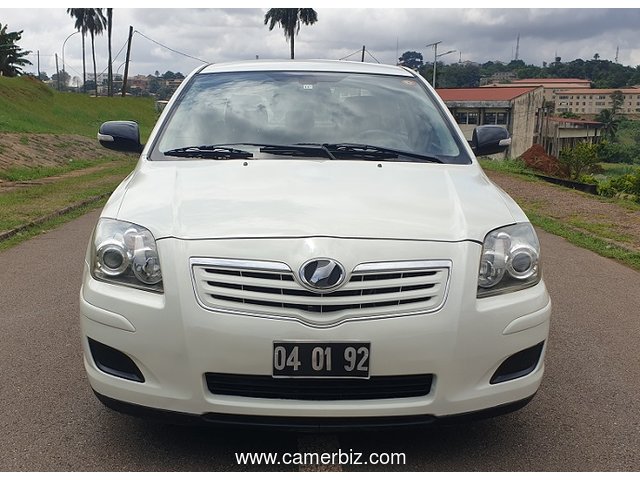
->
598;171;640;201
558;142;601;180
597;140;633;164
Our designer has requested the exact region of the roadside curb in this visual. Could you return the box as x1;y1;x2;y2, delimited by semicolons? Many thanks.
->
0;193;109;243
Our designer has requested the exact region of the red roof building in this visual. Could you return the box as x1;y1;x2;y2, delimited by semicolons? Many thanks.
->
437;87;538;103
435;86;544;158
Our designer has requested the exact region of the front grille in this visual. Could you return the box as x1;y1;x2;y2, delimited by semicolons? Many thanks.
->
191;258;451;324
205;373;433;400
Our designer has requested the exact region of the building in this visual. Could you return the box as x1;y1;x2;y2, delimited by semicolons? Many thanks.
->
536;115;602;158
554;89;640;115
482;78;591;103
130;74;152;91
479;71;516;86
437;86;544;158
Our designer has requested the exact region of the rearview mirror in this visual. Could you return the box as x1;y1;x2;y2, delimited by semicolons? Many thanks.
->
471;125;511;157
98;121;143;153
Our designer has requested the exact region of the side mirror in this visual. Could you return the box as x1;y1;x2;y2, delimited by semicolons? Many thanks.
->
471;125;511;157
97;121;143;153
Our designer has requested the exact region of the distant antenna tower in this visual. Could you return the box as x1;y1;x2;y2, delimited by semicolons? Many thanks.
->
515;33;520;61
459;51;462;63
615;46;619;63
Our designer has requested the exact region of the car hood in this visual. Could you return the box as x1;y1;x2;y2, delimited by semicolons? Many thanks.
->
111;159;518;242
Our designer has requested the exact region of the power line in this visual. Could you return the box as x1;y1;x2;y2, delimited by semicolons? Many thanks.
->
339;48;381;64
339;49;363;61
96;36;130;79
365;50;381;64
134;30;210;64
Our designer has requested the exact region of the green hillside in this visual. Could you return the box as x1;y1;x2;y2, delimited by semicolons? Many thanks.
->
0;76;157;140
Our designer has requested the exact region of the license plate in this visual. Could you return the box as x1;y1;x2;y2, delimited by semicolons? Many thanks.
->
273;342;371;378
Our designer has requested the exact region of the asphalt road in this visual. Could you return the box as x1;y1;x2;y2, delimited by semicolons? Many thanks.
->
1;210;639;471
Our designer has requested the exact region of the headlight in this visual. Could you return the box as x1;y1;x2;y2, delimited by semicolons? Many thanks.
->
477;223;541;298
91;218;163;293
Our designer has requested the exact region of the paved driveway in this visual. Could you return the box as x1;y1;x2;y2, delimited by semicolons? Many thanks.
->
0;211;638;471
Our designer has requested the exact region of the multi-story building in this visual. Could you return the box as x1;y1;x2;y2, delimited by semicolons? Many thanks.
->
130;74;152;91
482;78;591;103
555;89;640;115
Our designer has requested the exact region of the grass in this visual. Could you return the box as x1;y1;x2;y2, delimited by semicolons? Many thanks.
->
0;159;112;182
0;158;135;233
527;212;640;271
0;76;158;141
479;157;538;178
0;196;108;253
566;217;634;244
598;162;640;177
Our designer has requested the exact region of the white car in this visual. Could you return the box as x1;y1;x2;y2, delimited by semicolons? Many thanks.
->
82;60;551;429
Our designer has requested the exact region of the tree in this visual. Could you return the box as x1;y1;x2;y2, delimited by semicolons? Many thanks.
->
148;76;161;94
398;51;423;70
436;63;481;88
610;90;624;115
67;8;105;96
558;142;601;180
106;8;113;96
51;70;71;88
596;108;620;141
0;23;32;77
67;9;88;92
86;9;106;97
264;8;318;60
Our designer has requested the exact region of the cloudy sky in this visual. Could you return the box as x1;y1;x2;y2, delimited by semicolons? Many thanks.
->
2;4;640;82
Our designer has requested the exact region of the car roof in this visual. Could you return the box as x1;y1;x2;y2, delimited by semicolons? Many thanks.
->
199;59;414;77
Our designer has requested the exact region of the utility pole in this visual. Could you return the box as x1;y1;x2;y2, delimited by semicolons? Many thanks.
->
396;37;399;64
37;50;40;79
361;45;365;62
55;53;60;90
121;25;134;97
426;41;455;88
425;41;441;87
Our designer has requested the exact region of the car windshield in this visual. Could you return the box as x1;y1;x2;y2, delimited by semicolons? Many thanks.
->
153;70;470;164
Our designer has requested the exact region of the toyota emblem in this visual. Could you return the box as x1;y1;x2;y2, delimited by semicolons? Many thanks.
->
299;258;346;291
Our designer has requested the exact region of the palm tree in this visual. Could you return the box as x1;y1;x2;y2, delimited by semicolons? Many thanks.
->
264;8;318;60
0;23;32;77
67;9;88;92
596;109;619;141
106;9;113;96
67;8;105;96
86;9;106;97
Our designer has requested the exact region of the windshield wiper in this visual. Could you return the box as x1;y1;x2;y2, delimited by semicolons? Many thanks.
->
322;143;443;163
163;145;253;159
259;143;335;159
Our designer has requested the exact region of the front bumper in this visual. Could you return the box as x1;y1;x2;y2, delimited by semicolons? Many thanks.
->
80;236;551;422
93;390;536;431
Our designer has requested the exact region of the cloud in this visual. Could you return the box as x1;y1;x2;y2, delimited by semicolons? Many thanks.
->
2;8;639;78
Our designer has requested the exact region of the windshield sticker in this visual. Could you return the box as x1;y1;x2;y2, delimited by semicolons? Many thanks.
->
303;84;314;90
402;80;417;86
